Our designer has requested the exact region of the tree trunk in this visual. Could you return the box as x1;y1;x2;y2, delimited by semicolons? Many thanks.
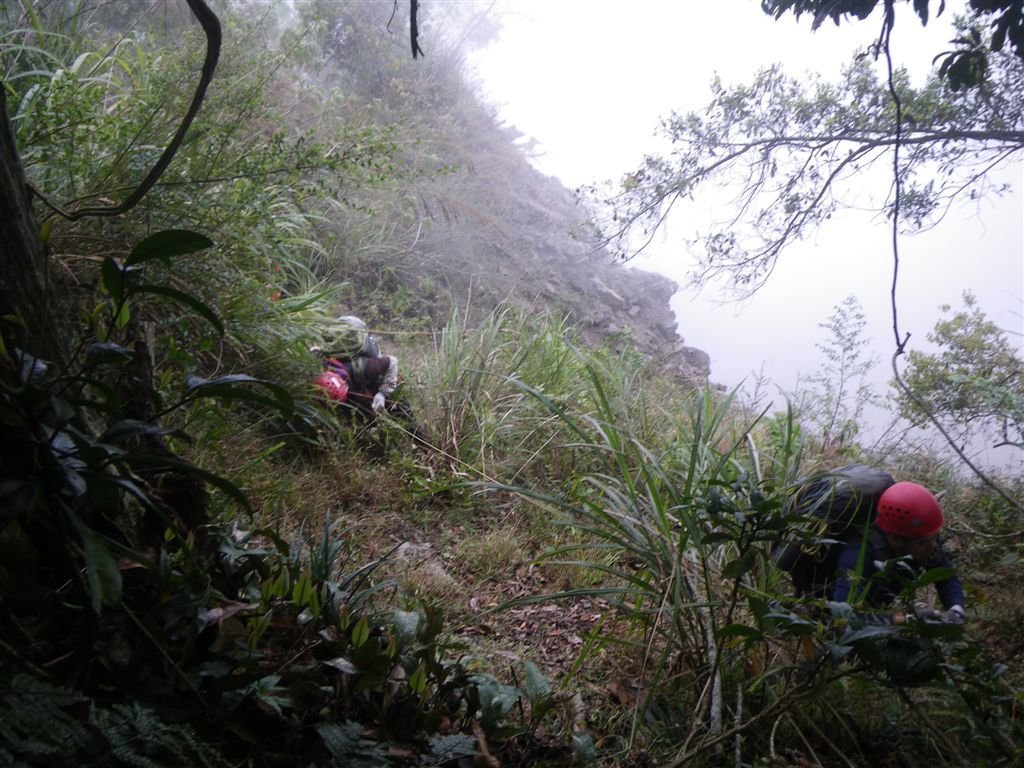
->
0;86;65;367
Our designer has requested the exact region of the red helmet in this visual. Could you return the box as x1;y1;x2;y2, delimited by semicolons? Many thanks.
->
314;371;348;402
876;482;943;538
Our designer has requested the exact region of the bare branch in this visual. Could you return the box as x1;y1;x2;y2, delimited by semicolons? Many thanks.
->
586;51;1024;298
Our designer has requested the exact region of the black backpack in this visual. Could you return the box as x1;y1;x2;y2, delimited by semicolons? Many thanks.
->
774;464;896;598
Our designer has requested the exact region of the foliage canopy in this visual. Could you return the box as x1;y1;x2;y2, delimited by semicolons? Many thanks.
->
763;0;1024;91
588;42;1023;296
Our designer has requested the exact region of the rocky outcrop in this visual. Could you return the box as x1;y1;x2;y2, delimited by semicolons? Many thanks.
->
394;104;712;386
496;177;711;386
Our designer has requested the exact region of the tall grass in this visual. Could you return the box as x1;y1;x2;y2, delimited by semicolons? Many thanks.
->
492;375;786;747
413;304;676;489
483;357;1024;766
414;306;568;479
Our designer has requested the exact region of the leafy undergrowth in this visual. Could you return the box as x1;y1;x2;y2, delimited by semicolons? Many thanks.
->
207;408;657;763
237;412;1024;768
964;564;1024;678
5;323;1022;768
0;224;1017;767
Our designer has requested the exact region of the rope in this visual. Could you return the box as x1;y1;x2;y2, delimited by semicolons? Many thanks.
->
357;412;501;486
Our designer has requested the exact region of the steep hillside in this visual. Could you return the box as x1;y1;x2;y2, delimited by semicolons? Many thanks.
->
331;59;712;385
407;116;711;384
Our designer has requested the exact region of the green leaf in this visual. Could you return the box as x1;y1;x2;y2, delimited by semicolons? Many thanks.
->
292;571;312;606
701;532;736;546
716;623;763;640
125;229;213;266
252;676;292;715
764;612;817;635
840;624;899;644
477;680;521;731
573;730;597;765
912;566;955;588
427;734;477;763
50;431;87;497
69;512;122;613
101;256;125;304
721;548;757;579
184;374;294;416
748;595;769;622
524;660;551;706
99;419;187;445
392;609;421;649
352;616;370;648
134;284;224;335
86;342;134;365
113;302;131;330
408;660;428;695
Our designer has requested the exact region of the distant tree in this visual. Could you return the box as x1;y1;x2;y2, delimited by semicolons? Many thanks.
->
587;41;1023;296
894;291;1024;450
803;295;881;454
762;0;1024;91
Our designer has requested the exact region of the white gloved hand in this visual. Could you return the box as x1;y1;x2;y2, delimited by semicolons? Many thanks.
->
941;605;967;625
372;392;386;412
913;603;942;622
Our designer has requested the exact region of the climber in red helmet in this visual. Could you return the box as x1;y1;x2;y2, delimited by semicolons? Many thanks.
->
831;481;966;625
310;315;399;417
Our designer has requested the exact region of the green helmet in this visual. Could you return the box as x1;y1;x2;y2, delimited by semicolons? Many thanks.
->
322;315;369;359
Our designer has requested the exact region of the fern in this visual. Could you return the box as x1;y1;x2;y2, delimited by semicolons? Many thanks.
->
91;703;231;768
425;733;478;765
316;721;391;767
0;668;229;767
0;671;98;764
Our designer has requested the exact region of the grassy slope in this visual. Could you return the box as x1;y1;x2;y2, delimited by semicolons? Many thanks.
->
3;3;1021;765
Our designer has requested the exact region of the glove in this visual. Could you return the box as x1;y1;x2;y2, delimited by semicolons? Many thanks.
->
372;392;386;412
913;603;942;622
827;601;854;621
941;605;966;625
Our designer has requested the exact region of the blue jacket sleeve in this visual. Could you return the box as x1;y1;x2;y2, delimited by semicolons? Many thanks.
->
932;545;965;609
831;542;877;604
832;539;964;611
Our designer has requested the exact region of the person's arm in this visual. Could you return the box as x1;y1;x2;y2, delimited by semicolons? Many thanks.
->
379;356;398;396
930;543;966;613
368;356;398;411
831;541;906;624
831;541;873;604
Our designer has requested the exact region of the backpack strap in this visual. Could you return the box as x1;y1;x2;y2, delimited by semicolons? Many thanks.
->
867;526;891;560
325;358;352;383
348;355;367;387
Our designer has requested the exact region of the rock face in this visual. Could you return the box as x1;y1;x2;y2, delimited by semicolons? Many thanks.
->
543;237;710;386
393;112;712;386
491;171;711;387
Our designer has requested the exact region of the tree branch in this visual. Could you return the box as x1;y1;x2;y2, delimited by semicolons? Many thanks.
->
879;8;1021;512
29;0;221;221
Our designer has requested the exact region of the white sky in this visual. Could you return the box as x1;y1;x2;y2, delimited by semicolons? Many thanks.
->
467;0;1024;454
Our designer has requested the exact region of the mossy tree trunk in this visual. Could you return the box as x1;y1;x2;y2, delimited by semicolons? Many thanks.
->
0;86;68;368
